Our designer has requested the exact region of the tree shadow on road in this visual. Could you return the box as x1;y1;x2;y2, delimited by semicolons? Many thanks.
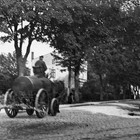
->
114;104;140;116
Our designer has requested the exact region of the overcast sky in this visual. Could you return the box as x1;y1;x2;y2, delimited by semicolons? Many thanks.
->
0;40;54;65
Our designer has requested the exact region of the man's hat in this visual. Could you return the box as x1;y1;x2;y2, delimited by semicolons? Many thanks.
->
40;55;44;59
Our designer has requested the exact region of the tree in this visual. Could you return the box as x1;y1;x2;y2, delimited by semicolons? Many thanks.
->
0;0;51;76
87;0;140;100
0;52;30;78
45;0;102;102
47;0;140;101
85;1;128;100
0;52;30;93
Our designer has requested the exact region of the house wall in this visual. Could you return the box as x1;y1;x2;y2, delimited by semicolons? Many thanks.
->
31;53;87;88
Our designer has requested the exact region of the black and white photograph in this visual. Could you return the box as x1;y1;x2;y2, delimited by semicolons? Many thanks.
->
1;0;140;139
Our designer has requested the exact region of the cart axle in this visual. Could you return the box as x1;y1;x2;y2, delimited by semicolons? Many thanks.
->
0;104;47;115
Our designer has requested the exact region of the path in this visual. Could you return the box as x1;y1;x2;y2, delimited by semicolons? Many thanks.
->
0;101;140;140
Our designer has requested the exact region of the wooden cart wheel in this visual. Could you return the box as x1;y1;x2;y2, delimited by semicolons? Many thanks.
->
4;89;18;118
35;89;48;118
50;98;59;116
26;109;34;116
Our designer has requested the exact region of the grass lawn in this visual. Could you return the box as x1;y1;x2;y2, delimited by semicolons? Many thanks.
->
119;99;140;106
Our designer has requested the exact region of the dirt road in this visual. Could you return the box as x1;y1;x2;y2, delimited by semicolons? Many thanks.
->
0;102;140;140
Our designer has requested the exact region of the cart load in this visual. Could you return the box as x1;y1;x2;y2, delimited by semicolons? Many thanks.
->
1;74;65;118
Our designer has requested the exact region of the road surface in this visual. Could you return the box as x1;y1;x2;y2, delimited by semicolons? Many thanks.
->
0;102;140;140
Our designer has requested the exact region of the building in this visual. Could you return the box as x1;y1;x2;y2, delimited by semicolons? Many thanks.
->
31;53;87;88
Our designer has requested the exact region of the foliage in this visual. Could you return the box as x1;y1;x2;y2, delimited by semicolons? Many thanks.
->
0;52;30;94
1;0;140;100
0;0;51;76
45;0;116;101
0;53;17;78
80;79;101;102
105;5;140;88
87;0;140;100
46;0;92;69
0;73;12;94
0;52;30;77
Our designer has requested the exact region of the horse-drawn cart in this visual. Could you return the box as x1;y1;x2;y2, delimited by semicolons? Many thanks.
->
0;66;64;118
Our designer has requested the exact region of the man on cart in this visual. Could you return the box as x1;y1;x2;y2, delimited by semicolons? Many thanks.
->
34;55;47;77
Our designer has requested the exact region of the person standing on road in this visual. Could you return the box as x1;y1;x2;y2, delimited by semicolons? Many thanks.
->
68;89;75;104
35;55;47;76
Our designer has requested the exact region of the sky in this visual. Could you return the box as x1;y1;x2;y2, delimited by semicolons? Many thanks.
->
0;40;54;67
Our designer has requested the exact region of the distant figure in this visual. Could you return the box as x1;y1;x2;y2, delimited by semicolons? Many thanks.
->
35;55;47;77
68;89;75;104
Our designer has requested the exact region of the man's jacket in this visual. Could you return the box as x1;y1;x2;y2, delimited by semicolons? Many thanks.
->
35;60;47;72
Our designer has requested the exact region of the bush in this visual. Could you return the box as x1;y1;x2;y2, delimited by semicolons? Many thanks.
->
80;79;101;102
0;73;14;94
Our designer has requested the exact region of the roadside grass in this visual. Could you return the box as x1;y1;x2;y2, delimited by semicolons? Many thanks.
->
119;99;140;106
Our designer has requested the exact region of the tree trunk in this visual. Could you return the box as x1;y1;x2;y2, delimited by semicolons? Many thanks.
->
99;74;104;101
113;85;117;100
67;66;72;102
74;70;80;103
14;21;34;77
17;56;26;76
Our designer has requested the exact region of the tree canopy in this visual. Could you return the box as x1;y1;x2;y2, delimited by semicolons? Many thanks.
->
0;0;51;75
86;0;140;100
1;0;140;100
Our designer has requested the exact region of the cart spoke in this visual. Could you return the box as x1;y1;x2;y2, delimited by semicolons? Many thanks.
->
4;89;18;118
35;89;48;118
